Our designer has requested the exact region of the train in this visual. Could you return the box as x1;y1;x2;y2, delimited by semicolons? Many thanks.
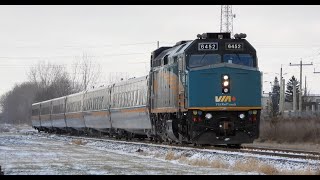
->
31;32;262;146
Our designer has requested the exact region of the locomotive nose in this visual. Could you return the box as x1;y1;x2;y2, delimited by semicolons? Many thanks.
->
187;67;261;109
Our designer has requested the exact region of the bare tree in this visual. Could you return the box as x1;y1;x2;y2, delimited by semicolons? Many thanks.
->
28;61;55;88
28;61;79;102
72;53;101;91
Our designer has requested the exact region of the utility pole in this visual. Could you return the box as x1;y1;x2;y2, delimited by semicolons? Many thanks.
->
293;80;297;112
220;5;236;36
305;75;307;96
279;65;288;115
280;79;285;115
279;65;283;113
289;59;313;112
157;41;159;48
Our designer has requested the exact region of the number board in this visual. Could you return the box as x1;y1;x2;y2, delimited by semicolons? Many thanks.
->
198;42;218;51
225;42;244;50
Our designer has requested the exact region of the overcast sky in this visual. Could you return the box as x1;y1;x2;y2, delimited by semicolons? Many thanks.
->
1;5;320;97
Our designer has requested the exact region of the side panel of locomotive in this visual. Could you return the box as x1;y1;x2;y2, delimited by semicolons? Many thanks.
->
150;42;191;113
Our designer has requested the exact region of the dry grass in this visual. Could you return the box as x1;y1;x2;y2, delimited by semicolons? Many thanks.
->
232;158;279;175
71;139;87;145
233;158;259;172
259;117;320;144
158;150;319;175
210;159;228;169
258;164;279;175
165;151;228;169
165;150;181;160
178;155;188;163
189;159;211;167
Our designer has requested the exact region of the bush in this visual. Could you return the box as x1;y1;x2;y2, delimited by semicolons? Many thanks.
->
259;117;320;143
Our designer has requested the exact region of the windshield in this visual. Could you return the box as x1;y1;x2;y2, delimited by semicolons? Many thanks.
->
223;54;254;67
188;54;221;68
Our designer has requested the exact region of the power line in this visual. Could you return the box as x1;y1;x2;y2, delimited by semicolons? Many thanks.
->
0;52;148;60
0;41;157;49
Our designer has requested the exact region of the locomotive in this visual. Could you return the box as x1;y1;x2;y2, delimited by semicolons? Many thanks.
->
31;32;262;146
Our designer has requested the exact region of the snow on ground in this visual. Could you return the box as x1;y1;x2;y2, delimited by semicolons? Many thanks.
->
43;133;320;174
77;137;320;173
0;124;319;175
0;125;251;175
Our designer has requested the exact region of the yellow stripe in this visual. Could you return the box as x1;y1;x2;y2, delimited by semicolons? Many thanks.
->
119;107;146;113
40;115;50;120
188;107;262;111
151;107;179;113
51;114;65;120
65;113;83;119
89;111;109;117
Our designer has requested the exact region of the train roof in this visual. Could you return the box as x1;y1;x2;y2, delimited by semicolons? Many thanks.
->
113;75;148;87
85;84;112;93
32;96;66;105
152;41;193;62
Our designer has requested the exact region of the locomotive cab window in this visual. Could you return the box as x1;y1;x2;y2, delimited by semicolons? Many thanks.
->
223;54;254;67
188;54;221;68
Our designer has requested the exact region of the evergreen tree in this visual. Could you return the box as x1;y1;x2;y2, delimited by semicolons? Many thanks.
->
285;76;299;103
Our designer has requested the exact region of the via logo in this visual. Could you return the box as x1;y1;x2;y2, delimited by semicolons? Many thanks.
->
215;96;236;102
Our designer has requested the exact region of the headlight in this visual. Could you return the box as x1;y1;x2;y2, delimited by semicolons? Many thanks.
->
193;110;197;115
253;110;257;115
221;74;230;94
205;113;212;119
223;81;229;86
239;113;245;119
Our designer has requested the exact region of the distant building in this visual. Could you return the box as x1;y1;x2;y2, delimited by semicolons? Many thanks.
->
261;94;320;118
261;94;271;119
302;94;320;111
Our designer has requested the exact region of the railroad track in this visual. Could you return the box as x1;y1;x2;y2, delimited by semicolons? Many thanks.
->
36;132;320;161
240;146;320;160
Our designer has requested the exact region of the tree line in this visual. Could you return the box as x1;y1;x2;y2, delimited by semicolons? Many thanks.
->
0;53;101;125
